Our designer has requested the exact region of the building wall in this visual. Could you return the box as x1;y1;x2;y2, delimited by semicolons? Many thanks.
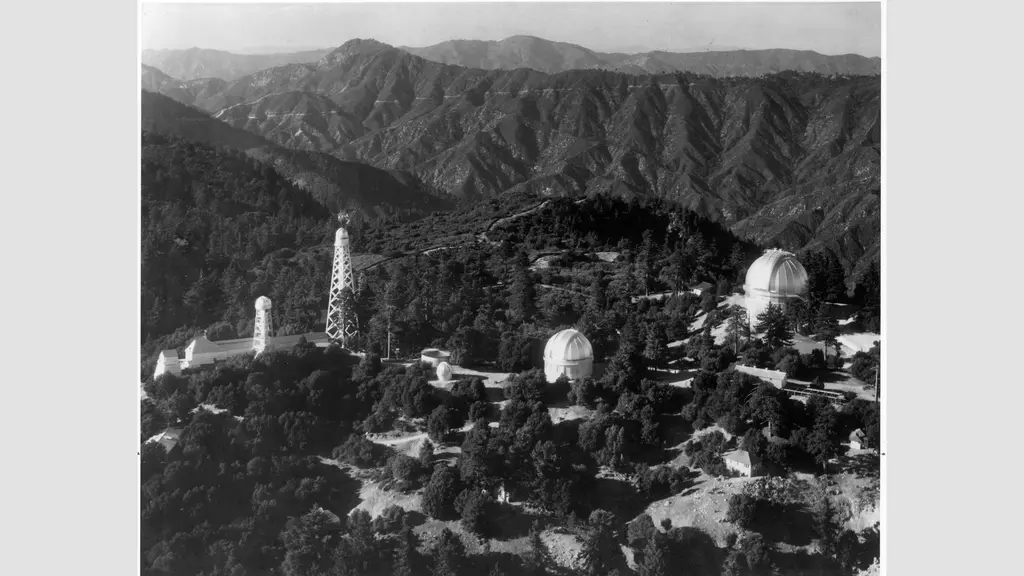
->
744;289;800;332
735;364;788;389
544;358;593;383
154;359;181;379
725;459;752;477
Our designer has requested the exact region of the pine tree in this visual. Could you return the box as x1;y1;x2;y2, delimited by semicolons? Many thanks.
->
418;439;434;469
590;273;608;312
638;533;669;576
825;254;847;302
637;229;655;297
643;322;667;368
812;490;839;558
755;304;794;350
509;250;535;324
524;520;547;576
814;307;840;360
666;246;686;297
392;524;419;576
431;528;465;576
724;306;750;354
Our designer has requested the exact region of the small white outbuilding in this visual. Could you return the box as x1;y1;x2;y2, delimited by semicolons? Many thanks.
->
543;328;594;383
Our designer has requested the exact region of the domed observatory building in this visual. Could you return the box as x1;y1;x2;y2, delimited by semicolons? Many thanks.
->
744;249;809;331
436;361;453;383
543;328;594;383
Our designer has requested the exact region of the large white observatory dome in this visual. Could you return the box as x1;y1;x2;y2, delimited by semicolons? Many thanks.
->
744;249;808;297
543;328;594;383
744;249;808;331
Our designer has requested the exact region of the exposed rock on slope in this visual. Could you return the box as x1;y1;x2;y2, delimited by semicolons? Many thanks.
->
146;39;880;276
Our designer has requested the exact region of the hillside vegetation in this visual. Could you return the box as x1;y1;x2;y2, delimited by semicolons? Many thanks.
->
144;39;880;278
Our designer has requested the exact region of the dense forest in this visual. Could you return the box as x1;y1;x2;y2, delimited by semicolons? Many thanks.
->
141;125;881;576
142;333;878;575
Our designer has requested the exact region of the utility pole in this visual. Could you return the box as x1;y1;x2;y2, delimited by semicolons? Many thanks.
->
875;367;880;402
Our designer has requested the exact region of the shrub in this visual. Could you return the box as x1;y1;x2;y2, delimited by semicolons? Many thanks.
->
372;505;406;533
332;434;388;468
568;376;599;407
427;404;462;443
388;454;422;491
451;378;487;405
422;464;461;520
626;513;656;548
458;488;496;536
468;401;489;422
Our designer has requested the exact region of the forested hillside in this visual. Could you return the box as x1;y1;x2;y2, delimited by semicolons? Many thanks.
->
143;39;880;278
140;131;337;357
142;90;453;218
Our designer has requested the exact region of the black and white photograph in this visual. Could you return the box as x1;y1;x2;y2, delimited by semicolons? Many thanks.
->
138;2;883;575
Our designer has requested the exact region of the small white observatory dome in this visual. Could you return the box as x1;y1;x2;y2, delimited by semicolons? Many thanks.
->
436;362;453;383
543;328;594;383
334;227;349;245
744;249;808;330
255;296;273;311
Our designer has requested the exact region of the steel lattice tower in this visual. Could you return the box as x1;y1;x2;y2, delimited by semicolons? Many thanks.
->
253;296;274;354
326;218;357;345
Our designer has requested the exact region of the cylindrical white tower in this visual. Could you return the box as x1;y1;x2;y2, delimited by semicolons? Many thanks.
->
253;296;274;354
326;217;357;346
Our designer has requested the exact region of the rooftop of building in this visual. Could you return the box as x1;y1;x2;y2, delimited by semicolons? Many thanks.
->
724;450;752;467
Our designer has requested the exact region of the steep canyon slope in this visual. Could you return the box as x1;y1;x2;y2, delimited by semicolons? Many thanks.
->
144;39;880;277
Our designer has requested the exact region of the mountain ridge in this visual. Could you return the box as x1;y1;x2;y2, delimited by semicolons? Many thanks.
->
141;89;453;218
141;47;332;81
141;39;879;279
400;35;880;77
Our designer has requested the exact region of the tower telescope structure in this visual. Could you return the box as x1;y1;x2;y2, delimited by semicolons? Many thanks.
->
253;296;274;354
326;213;357;345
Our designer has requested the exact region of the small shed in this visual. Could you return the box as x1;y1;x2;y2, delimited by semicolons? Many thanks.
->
153;350;182;379
849;428;869;451
691;281;715;296
724;450;762;477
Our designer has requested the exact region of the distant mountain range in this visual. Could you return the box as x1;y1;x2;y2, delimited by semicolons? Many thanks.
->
141;47;331;81
400;35;880;77
140;38;880;277
142;36;878;83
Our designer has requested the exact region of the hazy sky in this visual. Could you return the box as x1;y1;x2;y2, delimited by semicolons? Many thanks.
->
141;2;881;57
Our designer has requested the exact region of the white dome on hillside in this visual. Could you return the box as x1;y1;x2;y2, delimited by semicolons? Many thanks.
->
744;249;808;331
543;329;594;383
436;362;453;382
744;249;808;297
